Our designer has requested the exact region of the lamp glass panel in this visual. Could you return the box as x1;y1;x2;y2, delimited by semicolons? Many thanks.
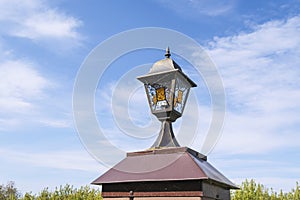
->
174;76;190;113
146;81;171;111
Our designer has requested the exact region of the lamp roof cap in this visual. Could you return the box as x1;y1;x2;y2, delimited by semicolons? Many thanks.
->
148;47;182;74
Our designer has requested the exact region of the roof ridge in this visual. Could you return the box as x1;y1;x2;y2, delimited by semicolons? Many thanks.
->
186;152;209;179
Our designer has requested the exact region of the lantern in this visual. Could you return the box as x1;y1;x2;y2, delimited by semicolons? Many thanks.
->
137;47;196;148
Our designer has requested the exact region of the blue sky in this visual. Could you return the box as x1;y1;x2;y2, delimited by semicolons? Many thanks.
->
0;0;300;194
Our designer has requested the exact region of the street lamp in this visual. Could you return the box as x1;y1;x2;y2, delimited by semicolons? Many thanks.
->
137;47;196;148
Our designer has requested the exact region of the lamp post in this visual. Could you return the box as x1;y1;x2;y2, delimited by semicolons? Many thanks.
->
94;48;238;200
137;47;196;148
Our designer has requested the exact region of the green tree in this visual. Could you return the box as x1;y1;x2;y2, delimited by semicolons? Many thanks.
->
231;179;300;200
0;182;21;200
30;184;102;200
294;182;300;200
23;192;35;200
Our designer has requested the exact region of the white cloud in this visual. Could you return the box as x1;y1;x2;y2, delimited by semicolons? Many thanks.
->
0;51;73;130
156;0;234;17
0;147;104;172
0;60;49;114
15;9;81;40
0;4;76;129
204;16;300;154
213;112;300;154
210;156;300;192
39;119;72;128
0;0;82;43
0;146;103;194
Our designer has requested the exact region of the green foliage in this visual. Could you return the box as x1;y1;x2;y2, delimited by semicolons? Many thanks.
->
23;185;103;200
231;179;300;200
1;180;300;200
0;181;21;200
0;183;102;200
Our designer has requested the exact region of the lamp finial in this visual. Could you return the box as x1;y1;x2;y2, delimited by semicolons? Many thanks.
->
165;47;171;58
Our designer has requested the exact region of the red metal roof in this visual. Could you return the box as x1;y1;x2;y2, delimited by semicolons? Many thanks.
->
92;147;237;189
